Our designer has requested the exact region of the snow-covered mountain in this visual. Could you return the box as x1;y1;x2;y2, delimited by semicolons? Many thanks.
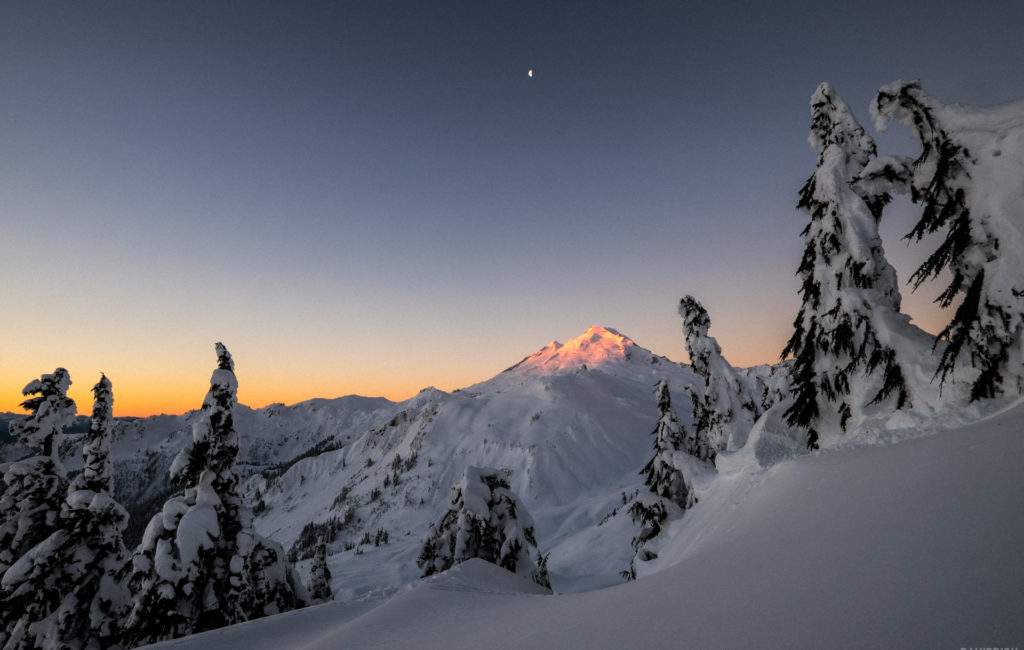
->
5;81;1023;648
7;321;1006;605
248;325;709;597
5;326;1023;648
101;313;1017;649
1;326;712;594
148;399;1024;650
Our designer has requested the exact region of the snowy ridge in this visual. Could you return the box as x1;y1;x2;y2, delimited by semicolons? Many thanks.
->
2;326;709;604
4;314;1023;647
248;326;703;599
152;402;1024;650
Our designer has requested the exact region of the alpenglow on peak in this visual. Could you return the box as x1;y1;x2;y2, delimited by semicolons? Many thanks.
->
507;326;647;375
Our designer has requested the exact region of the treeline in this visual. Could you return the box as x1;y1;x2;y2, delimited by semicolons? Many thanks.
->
623;80;1024;578
0;344;309;649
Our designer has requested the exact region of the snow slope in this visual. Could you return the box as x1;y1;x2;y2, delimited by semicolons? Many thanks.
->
150;399;1024;650
7;325;1020;648
5;327;701;595
249;326;704;596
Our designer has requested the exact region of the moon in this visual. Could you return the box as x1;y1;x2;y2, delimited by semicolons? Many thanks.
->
528;69;533;78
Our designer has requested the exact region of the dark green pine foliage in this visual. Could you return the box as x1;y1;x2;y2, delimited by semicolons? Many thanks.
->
626;380;717;580
2;375;129;649
0;369;76;647
417;466;550;589
783;83;910;449
872;81;1024;400
121;344;305;647
640;380;697;509
621;496;668;581
307;543;333;603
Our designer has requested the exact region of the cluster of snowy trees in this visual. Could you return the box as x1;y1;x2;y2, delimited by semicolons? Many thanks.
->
418;466;550;589
625;80;1024;578
663;81;1023;460
413;78;1024;588
624;380;703;579
0;344;308;649
780;80;1024;448
782;82;913;449
626;297;738;578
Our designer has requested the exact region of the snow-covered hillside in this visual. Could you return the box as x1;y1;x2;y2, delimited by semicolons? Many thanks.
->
1;326;712;593
151;398;1024;649
4;322;1022;649
250;326;709;596
4;82;1022;649
2;395;398;546
80;323;1015;650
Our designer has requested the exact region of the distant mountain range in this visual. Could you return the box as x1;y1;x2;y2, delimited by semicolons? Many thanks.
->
2;326;735;594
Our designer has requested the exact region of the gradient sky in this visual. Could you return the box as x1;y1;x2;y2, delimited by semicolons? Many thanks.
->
3;1;1024;417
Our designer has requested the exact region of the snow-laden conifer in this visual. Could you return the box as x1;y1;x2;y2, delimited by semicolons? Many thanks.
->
640;380;700;507
783;82;911;448
417;466;550;589
625;380;715;580
307;543;333;603
871;80;1024;400
122;344;306;646
0;369;76;646
679;296;762;456
2;375;129;649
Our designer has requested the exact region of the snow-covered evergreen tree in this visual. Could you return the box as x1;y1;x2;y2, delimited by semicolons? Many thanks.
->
0;369;76;646
640;380;701;508
782;82;911;448
625;380;716;580
621;492;667;581
417;466;550;589
2;375;129;649
121;344;306;646
307;543;332;604
678;296;762;455
871;80;1024;400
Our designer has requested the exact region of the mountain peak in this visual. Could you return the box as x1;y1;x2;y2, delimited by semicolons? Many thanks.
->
507;326;644;375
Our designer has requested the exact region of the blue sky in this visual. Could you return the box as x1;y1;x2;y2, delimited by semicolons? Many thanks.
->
3;1;1024;414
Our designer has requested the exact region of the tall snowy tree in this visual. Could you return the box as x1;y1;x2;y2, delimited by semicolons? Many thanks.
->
307;543;332;604
640;380;702;508
871;80;1024;400
625;380;715;580
121;344;306;646
782;82;911;448
0;369;76;646
678;296;762;456
417;466;550;589
2;375;129;649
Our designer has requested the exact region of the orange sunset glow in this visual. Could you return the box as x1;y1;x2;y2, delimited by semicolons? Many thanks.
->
1;287;948;419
